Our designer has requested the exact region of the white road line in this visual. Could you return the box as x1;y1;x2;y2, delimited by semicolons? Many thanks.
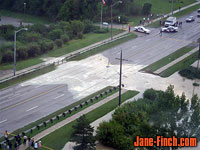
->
26;106;38;112
0;119;7;124
53;94;64;99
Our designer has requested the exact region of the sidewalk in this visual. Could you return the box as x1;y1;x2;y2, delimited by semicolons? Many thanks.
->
154;47;199;74
18;89;127;150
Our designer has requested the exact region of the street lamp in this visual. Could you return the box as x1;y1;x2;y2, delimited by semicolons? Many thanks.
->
171;0;174;15
14;28;28;76
111;1;122;40
24;3;26;22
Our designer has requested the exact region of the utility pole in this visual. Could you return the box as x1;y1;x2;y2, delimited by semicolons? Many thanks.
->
100;4;103;29
171;0;174;15
115;49;128;106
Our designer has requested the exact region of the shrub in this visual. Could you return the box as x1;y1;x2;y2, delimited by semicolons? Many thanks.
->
114;15;129;24
17;45;28;60
28;43;41;57
179;66;200;80
94;28;109;33
83;20;95;33
24;32;42;42
70;20;85;37
0;25;15;40
1;50;13;63
61;34;69;43
30;23;48;35
142;3;152;15
55;39;63;48
49;29;62;40
39;39;54;53
143;88;158;101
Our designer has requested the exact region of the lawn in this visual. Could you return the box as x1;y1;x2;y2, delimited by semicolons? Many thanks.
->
40;90;139;150
0;29;122;71
128;0;197;27
141;45;195;73
0;9;51;24
148;3;200;28
69;33;137;61
159;51;198;77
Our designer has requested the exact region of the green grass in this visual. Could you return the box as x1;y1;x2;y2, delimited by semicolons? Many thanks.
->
0;29;121;71
148;3;200;28
0;9;51;24
0;57;43;71
0;64;55;90
40;90;139;150
69;33;137;61
141;45;195;73
159;51;198;77
0;86;118;143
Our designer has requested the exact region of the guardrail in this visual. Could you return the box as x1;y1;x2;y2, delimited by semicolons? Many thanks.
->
0;33;129;85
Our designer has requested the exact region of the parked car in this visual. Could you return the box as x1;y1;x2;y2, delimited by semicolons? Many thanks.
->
164;17;177;27
161;26;178;32
197;14;200;18
197;8;200;13
134;26;150;34
186;16;195;22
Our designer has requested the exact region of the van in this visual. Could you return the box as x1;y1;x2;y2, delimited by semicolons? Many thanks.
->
165;17;177;27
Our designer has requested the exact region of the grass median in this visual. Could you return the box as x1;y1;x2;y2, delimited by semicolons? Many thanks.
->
39;90;139;150
69;33;137;61
159;51;198;77
0;86;118;143
140;45;196;73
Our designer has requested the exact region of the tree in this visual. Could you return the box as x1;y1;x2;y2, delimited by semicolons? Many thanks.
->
142;3;152;15
49;29;62;40
72;115;96;150
55;39;63;48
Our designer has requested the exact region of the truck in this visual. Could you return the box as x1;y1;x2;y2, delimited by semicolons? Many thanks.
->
164;17;177;27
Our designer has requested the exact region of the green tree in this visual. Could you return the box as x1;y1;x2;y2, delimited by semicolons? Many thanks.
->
55;39;63;48
142;3;152;15
49;29;62;40
72;115;96;150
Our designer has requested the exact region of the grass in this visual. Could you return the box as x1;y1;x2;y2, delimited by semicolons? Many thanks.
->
69;33;137;61
0;64;55;90
141;45;195;73
0;86;118;143
148;3;200;28
0;29;121;71
159;51;198;77
40;90;139;150
0;9;51;24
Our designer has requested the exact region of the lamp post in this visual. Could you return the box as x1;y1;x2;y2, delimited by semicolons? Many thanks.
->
171;0;174;15
14;28;28;76
24;3;26;22
111;1;122;40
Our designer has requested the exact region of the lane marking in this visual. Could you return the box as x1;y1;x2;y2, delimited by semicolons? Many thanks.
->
0;119;7;124
0;85;65;112
53;94;64;99
26;106;38;112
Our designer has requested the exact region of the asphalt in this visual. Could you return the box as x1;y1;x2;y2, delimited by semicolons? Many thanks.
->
1;10;200;137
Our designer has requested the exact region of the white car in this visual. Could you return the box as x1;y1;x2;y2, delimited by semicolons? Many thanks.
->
102;22;109;26
186;16;195;22
161;26;178;32
134;26;150;34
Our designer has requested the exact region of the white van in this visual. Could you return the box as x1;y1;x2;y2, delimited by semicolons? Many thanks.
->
165;17;177;27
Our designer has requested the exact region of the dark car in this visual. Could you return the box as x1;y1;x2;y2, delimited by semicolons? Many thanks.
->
197;8;200;13
186;16;195;22
197;14;200;18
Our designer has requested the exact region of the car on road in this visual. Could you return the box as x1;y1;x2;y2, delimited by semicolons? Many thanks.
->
161;26;178;32
197;8;200;13
164;17;177;27
186;16;195;22
197;14;200;18
102;22;109;26
134;26;150;34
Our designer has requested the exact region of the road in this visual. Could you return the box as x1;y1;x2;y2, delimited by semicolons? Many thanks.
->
0;11;200;137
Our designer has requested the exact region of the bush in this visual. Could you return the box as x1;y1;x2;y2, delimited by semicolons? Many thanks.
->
179;66;200;80
61;34;69;43
94;28;109;33
0;25;15;40
30;23;48;35
1;50;13;63
114;15;129;24
70;20;85;37
55;39;63;48
83;20;95;33
17;45;28;60
142;3;152;15
23;32;42;42
49;29;62;40
28;43;41;57
143;88;158;101
39;39;54;53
